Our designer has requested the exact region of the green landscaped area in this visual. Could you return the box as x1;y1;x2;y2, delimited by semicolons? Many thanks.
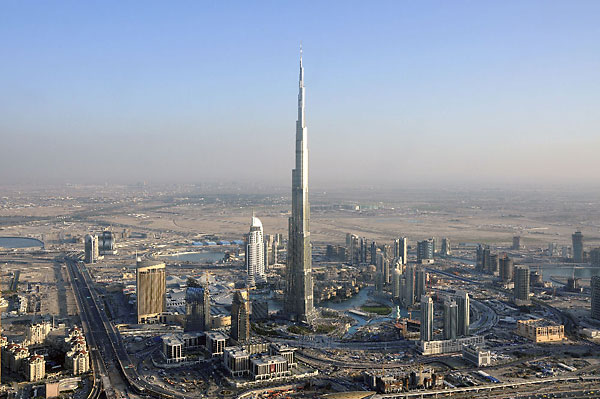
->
360;305;392;315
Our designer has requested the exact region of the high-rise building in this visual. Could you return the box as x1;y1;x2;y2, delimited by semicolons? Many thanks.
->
456;291;470;337
514;265;530;305
394;237;408;265
420;295;434;342
499;255;514;282
572;231;584;263
26;354;45;382
512;236;521;250
284;47;315;324
589;248;600;266
136;260;166;323
98;230;116;255
370;241;378;266
84;234;98;264
488;253;499;276
392;267;402;299
441;238;451;256
231;290;250;343
444;301;458;340
185;284;211;332
417;239;434;263
403;264;415;306
246;215;266;283
415;267;427;299
591;276;600;320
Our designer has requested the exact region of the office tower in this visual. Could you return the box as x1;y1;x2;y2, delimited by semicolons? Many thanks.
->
441;238;451;256
420;295;434;342
231;290;250;342
392;267;402;299
415;267;427;299
98;230;116;255
393;237;408;264
572;231;584;263
591;276;600;320
246;214;266;283
514;265;531;305
499;255;514;282
346;233;352;248
370;241;378;265
185;283;211;332
488;253;499;276
417;239;434;263
375;272;384;293
84;234;98;264
590;248;600;266
444;301;458;340
456;291;470;336
512;236;521;250
476;244;485;271
403;264;415;306
284;48;315;323
136;260;166;323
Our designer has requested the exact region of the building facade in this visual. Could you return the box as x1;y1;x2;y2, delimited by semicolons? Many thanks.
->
136;260;166;323
284;49;315;323
231;290;250;343
246;215;266;283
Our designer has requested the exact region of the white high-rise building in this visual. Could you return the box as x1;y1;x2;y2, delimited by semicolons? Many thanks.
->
246;214;265;284
420;295;434;342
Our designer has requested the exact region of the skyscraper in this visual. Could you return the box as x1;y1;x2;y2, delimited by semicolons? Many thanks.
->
415;267;427;299
284;48;315;323
185;282;211;332
136;260;166;324
499;255;514;282
591;276;600;320
572;231;584;263
84;234;98;264
420;295;434;342
417;239;434;263
441;238;451;256
392;266;402;299
456;291;470;336
246;214;265;283
231;290;250;343
394;237;408;265
514;265;531;305
403;264;415;306
512;236;521;250
444;300;458;340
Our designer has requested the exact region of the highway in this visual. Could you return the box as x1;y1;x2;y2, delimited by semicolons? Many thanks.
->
65;256;190;399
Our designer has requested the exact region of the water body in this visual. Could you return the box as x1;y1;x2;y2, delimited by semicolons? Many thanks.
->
0;237;44;249
541;265;600;282
162;251;224;263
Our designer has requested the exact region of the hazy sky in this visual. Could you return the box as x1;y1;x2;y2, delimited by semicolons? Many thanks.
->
1;1;599;188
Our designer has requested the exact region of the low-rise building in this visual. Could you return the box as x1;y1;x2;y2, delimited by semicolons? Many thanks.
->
205;331;228;357
26;354;45;382
269;343;296;368
250;355;290;381
462;344;491;367
516;319;564;343
223;347;250;377
417;336;485;355
162;335;186;363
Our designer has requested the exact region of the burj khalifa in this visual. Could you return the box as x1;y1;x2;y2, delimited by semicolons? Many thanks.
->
284;47;315;323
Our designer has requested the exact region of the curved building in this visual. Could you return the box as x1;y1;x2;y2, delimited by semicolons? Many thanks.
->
246;215;265;284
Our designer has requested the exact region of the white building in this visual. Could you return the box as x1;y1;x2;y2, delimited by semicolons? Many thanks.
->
462;344;491;367
26;354;45;382
246;215;265;284
418;335;485;356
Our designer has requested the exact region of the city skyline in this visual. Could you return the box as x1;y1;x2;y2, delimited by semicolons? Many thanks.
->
1;2;599;187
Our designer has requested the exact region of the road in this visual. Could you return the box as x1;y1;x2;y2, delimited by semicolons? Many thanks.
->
66;256;191;399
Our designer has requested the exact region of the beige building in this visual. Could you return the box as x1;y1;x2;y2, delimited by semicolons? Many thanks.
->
136;260;166;323
516;319;564;343
26;321;52;346
67;349;90;375
26;354;45;382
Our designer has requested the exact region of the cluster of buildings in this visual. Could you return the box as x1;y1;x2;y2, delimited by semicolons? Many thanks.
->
364;367;445;394
0;322;89;384
84;230;117;263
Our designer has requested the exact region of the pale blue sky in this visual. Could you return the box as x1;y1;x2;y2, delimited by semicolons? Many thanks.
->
1;1;599;187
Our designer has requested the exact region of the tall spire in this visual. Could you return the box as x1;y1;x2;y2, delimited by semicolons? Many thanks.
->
285;46;314;323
